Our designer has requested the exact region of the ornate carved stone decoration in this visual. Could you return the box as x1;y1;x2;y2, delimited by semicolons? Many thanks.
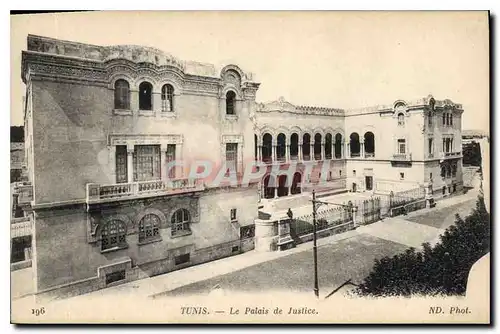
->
108;134;184;146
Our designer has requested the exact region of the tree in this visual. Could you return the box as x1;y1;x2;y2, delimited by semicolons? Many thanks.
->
355;196;490;297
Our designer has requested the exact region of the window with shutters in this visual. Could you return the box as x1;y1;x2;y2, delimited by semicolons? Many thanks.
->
166;144;176;179
138;213;161;243
101;219;127;251
133;145;161;182
115;145;128;183
171;208;191;237
226;143;238;174
114;80;130;110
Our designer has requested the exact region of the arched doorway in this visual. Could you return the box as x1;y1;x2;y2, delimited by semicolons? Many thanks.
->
291;172;302;195
263;175;275;199
277;175;289;197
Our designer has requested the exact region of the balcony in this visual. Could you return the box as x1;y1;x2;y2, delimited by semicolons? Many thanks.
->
441;151;462;160
86;178;205;204
16;184;33;206
391;153;412;161
11;216;32;238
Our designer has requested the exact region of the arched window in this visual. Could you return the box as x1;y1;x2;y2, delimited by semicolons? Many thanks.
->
364;132;375;157
262;133;273;162
349;133;360;157
101;219;127;251
114;79;130;110
397;113;405;126
334;133;342;159
290;133;299;160
138;213;161;243
171;209;191;236
139;81;153;111
277;175;288;197
302;133;311;160
450;114;453;126
325;133;333;160
442;113;446;125
314;133;322;160
226;91;236;115
161;84;174;112
277;133;286;161
441;165;446;178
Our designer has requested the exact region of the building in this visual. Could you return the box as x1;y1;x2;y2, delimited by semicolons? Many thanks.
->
21;35;260;299
19;35;464;299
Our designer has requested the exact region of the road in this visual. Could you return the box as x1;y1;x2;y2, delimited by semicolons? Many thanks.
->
155;194;479;298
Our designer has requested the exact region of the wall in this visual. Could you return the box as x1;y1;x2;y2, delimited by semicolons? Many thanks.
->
32;185;258;293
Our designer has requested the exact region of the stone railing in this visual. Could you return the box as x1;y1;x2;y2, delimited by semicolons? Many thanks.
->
442;151;461;159
11;216;32;238
86;178;204;203
392;153;412;161
16;184;33;205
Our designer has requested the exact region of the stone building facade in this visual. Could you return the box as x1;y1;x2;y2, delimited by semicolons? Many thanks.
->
19;35;464;298
21;35;259;299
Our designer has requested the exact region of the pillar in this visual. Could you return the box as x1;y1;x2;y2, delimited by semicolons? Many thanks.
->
299;142;303;161
321;143;325;160
127;144;134;183
108;145;116;183
130;90;139;113
345;141;350;158
176;144;183;178
286;144;290;162
153;92;162;113
310;143;314;160
360;140;365;158
258;145;262;161
160;145;168;181
272;144;277;162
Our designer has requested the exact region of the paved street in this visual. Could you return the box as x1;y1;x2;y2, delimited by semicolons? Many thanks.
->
153;190;480;299
12;178;481;304
154;234;407;298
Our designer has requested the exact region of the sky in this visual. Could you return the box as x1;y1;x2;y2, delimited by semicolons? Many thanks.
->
10;11;489;130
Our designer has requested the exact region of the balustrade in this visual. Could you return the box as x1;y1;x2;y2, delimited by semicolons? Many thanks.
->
87;178;203;203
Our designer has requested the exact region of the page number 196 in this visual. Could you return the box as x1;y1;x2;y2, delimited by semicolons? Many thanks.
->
32;307;45;316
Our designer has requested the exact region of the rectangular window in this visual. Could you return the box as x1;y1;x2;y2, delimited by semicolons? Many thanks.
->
232;245;239;253
226;143;238;173
400;172;405;180
116;145;128;183
166;144;176;179
428;114;433;127
230;208;237;221
398;139;406;154
353;170;356;177
240;225;255;239
133;145;161;182
175;253;190;265
428;138;433;155
430;172;433;181
105;270;126;285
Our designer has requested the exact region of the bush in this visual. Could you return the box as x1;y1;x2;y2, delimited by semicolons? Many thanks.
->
355;196;490;297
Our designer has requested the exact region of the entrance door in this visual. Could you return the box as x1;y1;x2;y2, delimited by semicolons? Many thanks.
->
352;183;357;192
365;176;373;191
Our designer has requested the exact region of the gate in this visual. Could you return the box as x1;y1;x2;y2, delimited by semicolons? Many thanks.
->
289;204;353;244
388;186;426;217
358;197;381;225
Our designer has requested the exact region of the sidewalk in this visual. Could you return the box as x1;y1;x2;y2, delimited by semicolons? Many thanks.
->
66;229;361;301
16;185;481;304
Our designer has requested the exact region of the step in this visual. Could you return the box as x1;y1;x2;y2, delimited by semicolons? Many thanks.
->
316;188;349;198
